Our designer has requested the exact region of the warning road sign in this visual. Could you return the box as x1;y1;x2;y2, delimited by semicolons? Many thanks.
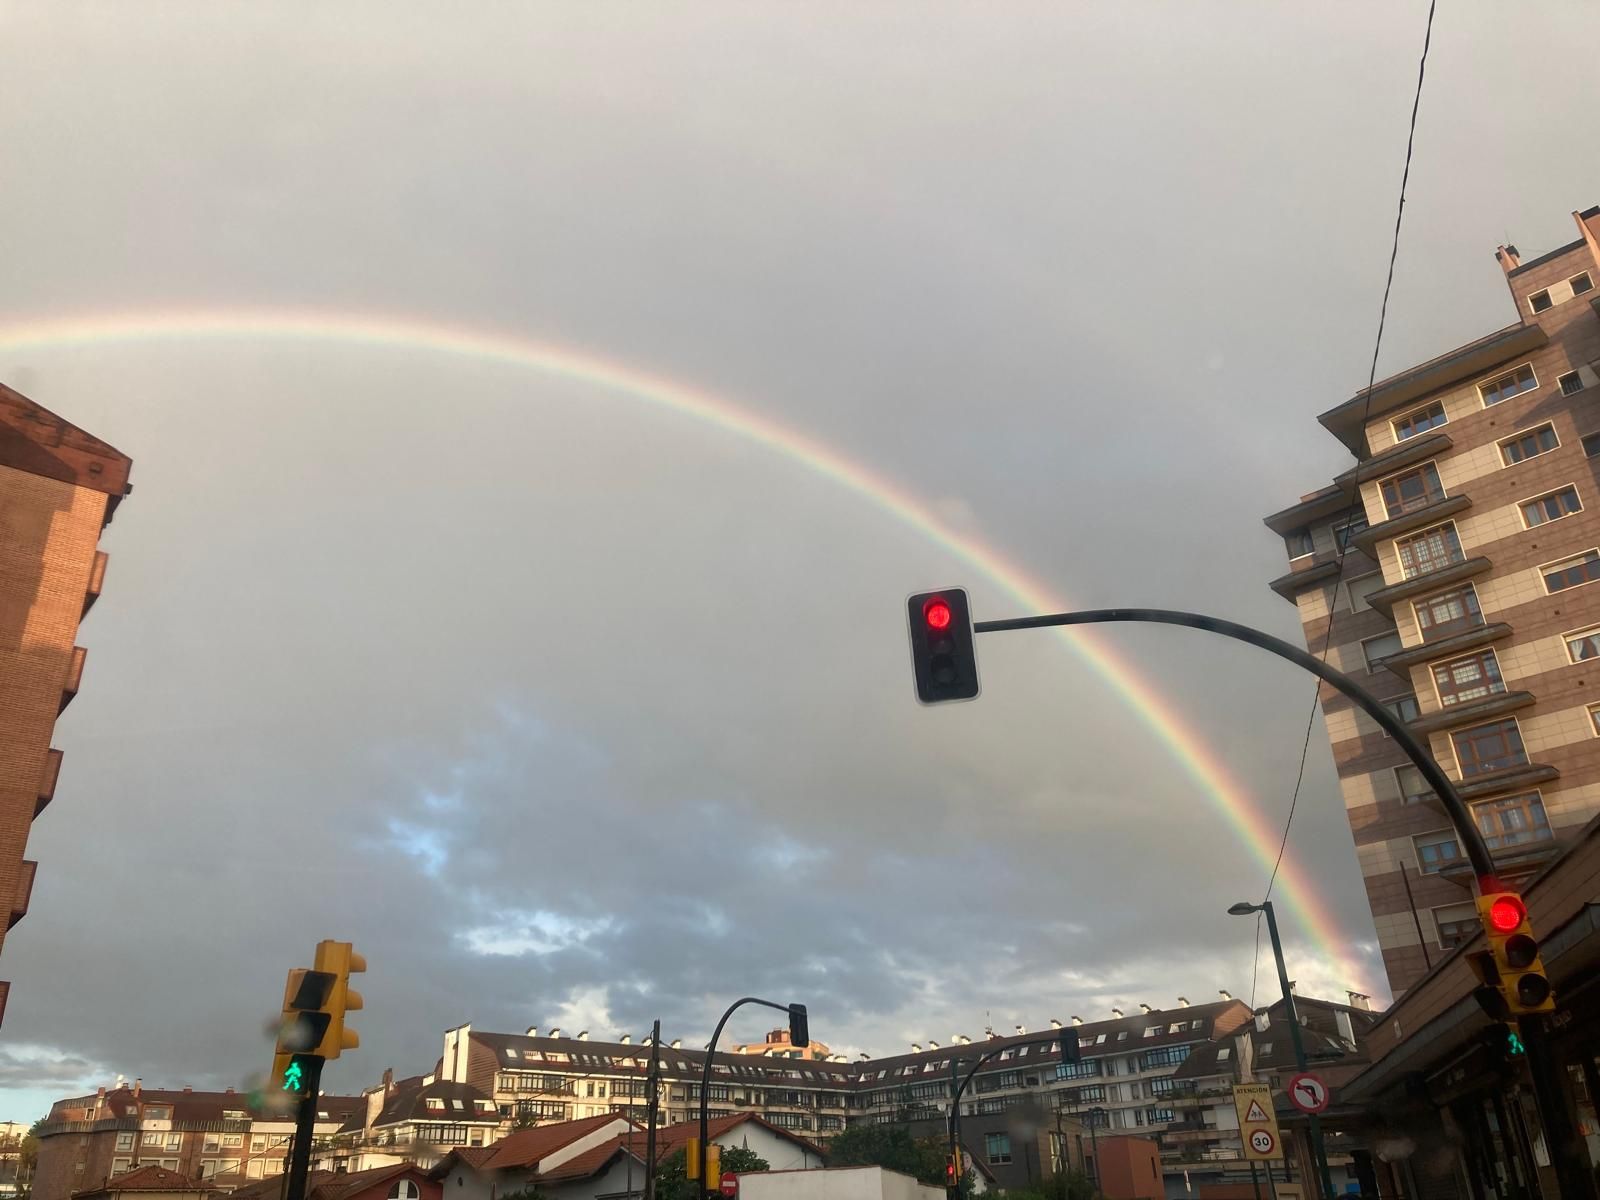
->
1287;1072;1331;1114
1232;1082;1283;1162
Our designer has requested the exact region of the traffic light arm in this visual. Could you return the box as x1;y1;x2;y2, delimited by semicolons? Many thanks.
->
698;998;805;1199
947;1033;1069;1150
973;607;1500;892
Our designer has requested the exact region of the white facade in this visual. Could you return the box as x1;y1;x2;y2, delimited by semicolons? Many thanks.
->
738;1167;940;1200
710;1123;825;1172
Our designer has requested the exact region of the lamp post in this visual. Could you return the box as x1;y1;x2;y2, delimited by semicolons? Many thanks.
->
698;998;809;1200
1228;900;1335;1199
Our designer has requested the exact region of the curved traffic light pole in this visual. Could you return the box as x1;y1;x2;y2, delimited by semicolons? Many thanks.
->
945;1034;1066;1197
973;607;1501;892
698;997;808;1200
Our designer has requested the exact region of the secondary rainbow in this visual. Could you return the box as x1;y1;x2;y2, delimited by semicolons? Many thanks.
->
0;308;1370;991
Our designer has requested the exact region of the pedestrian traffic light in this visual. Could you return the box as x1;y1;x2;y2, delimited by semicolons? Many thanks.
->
907;589;979;704
311;940;366;1058
788;1004;809;1050
1476;892;1553;1016
271;967;335;1087
946;1155;958;1187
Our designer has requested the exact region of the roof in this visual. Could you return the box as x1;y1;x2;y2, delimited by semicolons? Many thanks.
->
51;1087;364;1129
536;1141;641;1184
470;1032;858;1086
226;1173;337;1200
72;1166;219;1198
651;1113;825;1162
315;1163;428;1200
0;383;133;504
369;1077;498;1129
477;1112;628;1171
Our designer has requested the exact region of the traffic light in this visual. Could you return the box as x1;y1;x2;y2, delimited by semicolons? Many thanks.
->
946;1155;959;1187
907;589;979;704
271;968;335;1088
1059;1031;1083;1068
311;940;366;1058
788;1004;809;1050
1476;892;1554;1016
685;1138;701;1184
704;1144;721;1190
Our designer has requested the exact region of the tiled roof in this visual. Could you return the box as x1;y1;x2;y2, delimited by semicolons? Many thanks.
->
478;1112;628;1171
72;1166;219;1197
82;1087;363;1125
652;1114;825;1161
536;1141;639;1183
315;1163;424;1200
225;1173;337;1200
372;1077;497;1128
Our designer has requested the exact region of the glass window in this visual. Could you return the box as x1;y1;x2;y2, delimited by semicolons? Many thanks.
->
1413;585;1484;642
1591;703;1600;736
116;1134;134;1151
1571;272;1594;296
1584;433;1600;458
1564;627;1600;663
389;1183;421;1200
1285;527;1315;559
984;1134;1012;1164
1414;830;1462;873
1347;573;1384;611
1474;793;1551;851
1481;364;1538;405
1431;649;1505;707
1529;290;1553;314
1362;631;1402;670
1380;463;1445;518
1500;424;1559;464
1333;514;1369;549
1544;550;1600;593
1435;902;1478;948
1521;486;1582;527
1384;694;1421;723
1395;763;1436;805
1559;372;1586;397
1393;401;1447;441
1396;523;1464;579
1451;718;1527;777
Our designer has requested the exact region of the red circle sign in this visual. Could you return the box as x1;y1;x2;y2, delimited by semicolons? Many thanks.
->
1287;1072;1330;1114
720;1173;737;1197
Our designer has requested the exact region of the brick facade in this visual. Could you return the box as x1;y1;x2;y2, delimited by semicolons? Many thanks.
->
1264;207;1600;997
0;384;131;1023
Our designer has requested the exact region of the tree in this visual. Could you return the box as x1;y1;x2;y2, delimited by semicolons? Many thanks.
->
999;1170;1099;1200
654;1144;770;1200
825;1127;949;1188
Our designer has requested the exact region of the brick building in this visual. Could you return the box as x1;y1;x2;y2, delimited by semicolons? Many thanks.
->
33;1085;362;1200
1265;206;1600;996
0;384;132;1025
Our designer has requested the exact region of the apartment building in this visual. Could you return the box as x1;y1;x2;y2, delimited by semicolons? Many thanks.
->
1265;206;1600;996
32;1084;362;1200
0;384;132;1026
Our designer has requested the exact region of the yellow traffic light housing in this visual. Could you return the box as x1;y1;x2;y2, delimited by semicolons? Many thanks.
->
1476;892;1553;1016
271;967;335;1087
685;1137;701;1183
312;940;366;1058
704;1144;721;1188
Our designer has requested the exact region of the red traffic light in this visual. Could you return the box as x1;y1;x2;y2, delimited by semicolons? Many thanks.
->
1488;895;1526;933
924;597;953;631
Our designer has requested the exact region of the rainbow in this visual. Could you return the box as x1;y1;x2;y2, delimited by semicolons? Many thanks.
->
0;309;1371;992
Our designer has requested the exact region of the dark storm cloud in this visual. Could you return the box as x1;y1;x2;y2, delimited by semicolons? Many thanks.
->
2;0;1596;1120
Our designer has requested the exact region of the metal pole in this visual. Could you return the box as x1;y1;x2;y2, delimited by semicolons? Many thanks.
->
699;998;792;1200
973;608;1499;890
1397;861;1433;972
1088;1112;1100;1190
283;1056;325;1200
1262;903;1335;1200
645;1020;661;1200
1250;1161;1262;1200
946;1056;961;1200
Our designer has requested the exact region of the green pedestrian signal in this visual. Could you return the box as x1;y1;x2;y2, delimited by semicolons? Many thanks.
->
282;1059;305;1091
1507;1029;1526;1057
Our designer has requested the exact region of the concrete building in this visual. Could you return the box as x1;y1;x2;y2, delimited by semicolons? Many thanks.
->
314;1072;502;1172
1264;206;1600;996
738;1166;941;1200
0;384;132;1026
32;1085;362;1200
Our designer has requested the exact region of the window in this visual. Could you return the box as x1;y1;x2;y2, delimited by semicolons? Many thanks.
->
1561;626;1600;664
426;1098;445;1111
1475;793;1552;850
247;1162;265;1181
389;1183;421;1200
1451;718;1527;777
1521;485;1582;527
1141;1045;1191;1070
1572;271;1594;296
1414;830;1462;874
1413;585;1484;642
1055;1059;1101;1080
1384;694;1421;723
116;1133;134;1151
1142;1025;1159;1038
223;1135;243;1148
1544;549;1600;593
1217;1047;1231;1061
984;1134;1013;1164
204;1134;221;1153
112;1159;131;1175
1362;631;1402;671
251;1136;267;1152
1116;1030;1128;1041
143;1133;162;1146
1395;763;1436;805
1501;424;1559;464
1347;573;1384;612
1285;527;1315;559
1393;401;1447;441
1148;1076;1178;1097
1145;1108;1176;1124
166;1134;181;1151
1481;364;1538;406
1584;433;1600;458
199;1162;218;1180
1529;290;1553;314
1063;1085;1107;1104
1380;463;1445;518
160;1161;179;1171
1396;524;1464;579
1333;514;1369;550
1432;649;1505;707
1560;372;1586;397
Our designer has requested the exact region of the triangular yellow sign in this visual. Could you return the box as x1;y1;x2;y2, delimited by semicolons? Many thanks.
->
1245;1100;1270;1122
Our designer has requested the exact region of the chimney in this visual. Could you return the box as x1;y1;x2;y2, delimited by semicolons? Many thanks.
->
224;1088;234;1095
1014;1024;1026;1036
671;1040;682;1050
382;1068;394;1092
183;1086;192;1094
1177;997;1189;1008
1346;991;1371;1012
1111;1009;1123;1019
1049;1019;1062;1030
1496;244;1522;273
97;1087;106;1098
1069;1017;1083;1027
928;1040;939;1049
133;1079;141;1097
911;1043;922;1053
1219;990;1233;1001
1138;1005;1152;1015
959;1035;972;1045
858;1053;870;1061
620;1034;631;1045
548;1028;561;1039
578;1031;590;1041
526;1027;538;1038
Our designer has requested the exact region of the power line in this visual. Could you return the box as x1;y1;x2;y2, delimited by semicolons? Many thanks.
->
1253;0;1440;987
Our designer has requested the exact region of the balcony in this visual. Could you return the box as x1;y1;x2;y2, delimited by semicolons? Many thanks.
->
1352;494;1472;554
1407;690;1535;737
1335;432;1454;488
36;748;62;818
1378;623;1512;678
1268;551;1344;602
9;860;35;930
83;551;108;618
59;646;86;714
1365;556;1492;616
1439;838;1563;889
1456;762;1560;802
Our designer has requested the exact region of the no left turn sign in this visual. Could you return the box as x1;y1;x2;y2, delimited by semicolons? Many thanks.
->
1287;1072;1331;1114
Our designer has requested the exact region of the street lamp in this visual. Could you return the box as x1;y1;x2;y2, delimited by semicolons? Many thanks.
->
698;997;809;1200
1228;899;1335;1199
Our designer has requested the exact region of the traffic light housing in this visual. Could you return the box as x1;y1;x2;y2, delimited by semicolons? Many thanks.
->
788;1004;809;1050
271;968;335;1088
907;589;979;704
312;940;366;1058
704;1144;721;1189
685;1138;701;1183
1476;892;1553;1016
1059;1031;1083;1068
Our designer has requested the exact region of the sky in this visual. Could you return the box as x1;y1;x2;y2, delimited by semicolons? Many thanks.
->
3;1;1599;1123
